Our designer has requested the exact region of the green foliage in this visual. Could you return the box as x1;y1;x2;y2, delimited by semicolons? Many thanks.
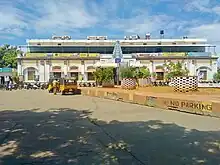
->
164;61;189;80
0;45;21;68
135;67;151;79
93;68;103;84
102;67;114;82
93;67;114;84
120;67;136;79
213;70;220;81
151;72;157;78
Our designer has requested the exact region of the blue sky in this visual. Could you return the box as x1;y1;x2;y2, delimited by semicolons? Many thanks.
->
1;0;220;52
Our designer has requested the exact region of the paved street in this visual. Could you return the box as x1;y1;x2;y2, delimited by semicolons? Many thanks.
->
0;90;220;165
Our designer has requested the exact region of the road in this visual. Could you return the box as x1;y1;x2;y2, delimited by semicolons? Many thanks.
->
0;90;220;165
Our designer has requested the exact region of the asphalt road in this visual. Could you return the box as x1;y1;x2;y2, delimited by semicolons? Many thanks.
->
0;90;220;165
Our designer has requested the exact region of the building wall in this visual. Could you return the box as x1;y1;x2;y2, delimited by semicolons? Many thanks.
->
18;57;218;82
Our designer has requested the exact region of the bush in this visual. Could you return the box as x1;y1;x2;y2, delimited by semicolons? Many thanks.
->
164;61;189;80
93;67;114;84
120;67;136;79
213;70;220;81
93;68;103;84
102;67;114;82
135;67;151;79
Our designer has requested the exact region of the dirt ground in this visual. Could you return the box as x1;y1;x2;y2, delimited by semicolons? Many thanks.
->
0;90;220;164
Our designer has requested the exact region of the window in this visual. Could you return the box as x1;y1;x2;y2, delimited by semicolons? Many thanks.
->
156;72;164;80
37;43;41;46
88;73;94;80
172;42;176;45
192;42;196;45
53;72;61;78
58;43;61;46
70;73;79;80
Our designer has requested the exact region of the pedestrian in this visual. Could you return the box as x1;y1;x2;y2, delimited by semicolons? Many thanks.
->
52;79;58;95
8;80;12;91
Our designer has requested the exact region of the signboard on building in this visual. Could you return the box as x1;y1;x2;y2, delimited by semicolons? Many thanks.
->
79;53;99;57
53;53;75;57
162;52;187;56
137;53;162;57
0;68;12;73
187;52;211;57
115;58;121;63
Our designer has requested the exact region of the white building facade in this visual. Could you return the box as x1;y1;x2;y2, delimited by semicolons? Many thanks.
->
17;36;218;82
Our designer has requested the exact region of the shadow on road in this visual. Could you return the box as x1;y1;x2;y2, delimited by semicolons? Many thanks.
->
0;108;219;165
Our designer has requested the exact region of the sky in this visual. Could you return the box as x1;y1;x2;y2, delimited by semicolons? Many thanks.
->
0;0;220;52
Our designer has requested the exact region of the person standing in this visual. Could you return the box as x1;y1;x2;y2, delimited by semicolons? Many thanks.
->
52;79;58;95
8;80;12;91
5;76;10;90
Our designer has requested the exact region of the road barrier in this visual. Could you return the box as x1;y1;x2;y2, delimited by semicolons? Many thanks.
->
81;88;220;118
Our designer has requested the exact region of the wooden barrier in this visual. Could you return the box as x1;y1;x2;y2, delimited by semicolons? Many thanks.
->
81;88;220;118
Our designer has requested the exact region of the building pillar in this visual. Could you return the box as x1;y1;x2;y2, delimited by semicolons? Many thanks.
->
39;60;45;82
150;60;154;73
17;59;22;76
45;60;51;82
63;60;68;77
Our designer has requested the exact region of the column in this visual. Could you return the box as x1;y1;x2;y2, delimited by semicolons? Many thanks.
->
17;59;22;76
45;60;51;82
63;60;68;77
150;60;154;73
81;60;86;81
39;60;45;82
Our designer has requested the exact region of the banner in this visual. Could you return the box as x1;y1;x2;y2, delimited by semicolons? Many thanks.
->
137;53;162;57
79;53;99;57
52;53;79;57
162;52;187;56
79;53;88;57
0;68;12;73
26;53;45;57
187;52;211;57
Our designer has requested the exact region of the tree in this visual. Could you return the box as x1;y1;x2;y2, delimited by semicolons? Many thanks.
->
213;70;220;81
93;67;114;85
0;45;21;68
135;67;151;79
164;61;189;80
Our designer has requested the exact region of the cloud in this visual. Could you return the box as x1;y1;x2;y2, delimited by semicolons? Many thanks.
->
0;2;28;37
184;0;220;16
108;14;172;35
184;0;212;13
0;0;219;54
187;23;220;52
32;0;99;34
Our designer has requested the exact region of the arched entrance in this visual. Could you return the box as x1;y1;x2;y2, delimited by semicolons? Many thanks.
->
87;66;96;81
23;67;39;81
155;65;164;80
196;66;212;80
51;66;62;78
68;66;79;80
